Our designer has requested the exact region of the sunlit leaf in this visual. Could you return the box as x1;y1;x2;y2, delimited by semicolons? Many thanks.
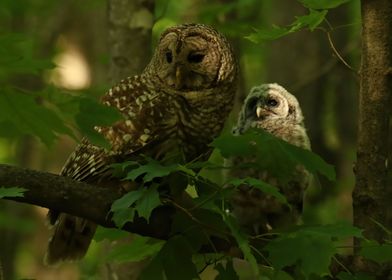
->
93;226;129;242
0;186;27;198
107;235;164;262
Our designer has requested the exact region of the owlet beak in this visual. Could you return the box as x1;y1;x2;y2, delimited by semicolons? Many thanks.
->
256;106;264;118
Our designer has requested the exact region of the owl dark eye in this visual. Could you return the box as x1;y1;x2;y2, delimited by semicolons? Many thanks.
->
266;98;278;107
188;53;205;63
165;51;173;63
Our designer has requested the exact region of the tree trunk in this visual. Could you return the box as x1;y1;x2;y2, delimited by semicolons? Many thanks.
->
108;0;154;83
353;0;392;276
106;1;154;278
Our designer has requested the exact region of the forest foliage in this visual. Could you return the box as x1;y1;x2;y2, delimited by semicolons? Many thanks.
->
0;0;391;279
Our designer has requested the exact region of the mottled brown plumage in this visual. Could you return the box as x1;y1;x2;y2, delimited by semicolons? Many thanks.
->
230;83;310;235
45;23;237;264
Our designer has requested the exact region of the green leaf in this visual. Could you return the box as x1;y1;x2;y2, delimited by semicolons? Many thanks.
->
291;9;328;31
112;208;136;228
222;211;259;277
337;272;374;280
135;185;161;220
227;177;288;205
298;0;351;10
292;223;363;239
245;9;327;43
0;33;55;77
75;97;122;149
0;90;74;146
0;187;27;198
111;190;143;212
110;185;162;226
245;26;290;43
211;130;260;158
93;226;129;242
124;161;178;182
107;235;164;262
122;158;195;183
139;252;165;280
266;230;336;278
110;189;141;228
0;211;36;233
212;129;335;181
161;236;199;280
360;240;392;263
215;260;239;280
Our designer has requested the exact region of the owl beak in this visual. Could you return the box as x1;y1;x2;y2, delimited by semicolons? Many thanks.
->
175;66;184;89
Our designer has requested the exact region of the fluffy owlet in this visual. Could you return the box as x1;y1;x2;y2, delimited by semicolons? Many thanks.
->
230;83;310;234
45;23;237;264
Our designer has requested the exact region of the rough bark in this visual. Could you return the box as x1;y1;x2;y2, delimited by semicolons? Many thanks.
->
354;0;392;244
353;0;392;277
106;1;155;278
0;164;172;239
108;0;154;83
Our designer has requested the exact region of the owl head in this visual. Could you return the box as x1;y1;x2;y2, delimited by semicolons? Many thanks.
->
234;83;304;134
146;23;237;92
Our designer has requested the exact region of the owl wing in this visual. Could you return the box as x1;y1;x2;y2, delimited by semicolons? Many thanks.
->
48;75;165;224
61;75;165;181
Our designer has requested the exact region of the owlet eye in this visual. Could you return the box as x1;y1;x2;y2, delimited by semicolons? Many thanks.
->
188;53;205;63
266;98;278;107
165;51;173;63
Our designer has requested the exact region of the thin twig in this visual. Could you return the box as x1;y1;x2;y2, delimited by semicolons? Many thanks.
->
163;198;231;238
249;245;272;266
333;255;353;275
326;31;356;72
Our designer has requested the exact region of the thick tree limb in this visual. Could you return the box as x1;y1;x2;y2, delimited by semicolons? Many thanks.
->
0;163;173;239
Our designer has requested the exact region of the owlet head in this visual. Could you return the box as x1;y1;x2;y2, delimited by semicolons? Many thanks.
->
147;23;236;92
234;83;303;134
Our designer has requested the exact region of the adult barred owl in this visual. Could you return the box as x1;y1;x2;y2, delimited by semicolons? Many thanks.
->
230;83;310;235
46;23;237;264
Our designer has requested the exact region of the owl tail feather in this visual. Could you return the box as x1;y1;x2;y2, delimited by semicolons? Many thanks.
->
45;213;97;265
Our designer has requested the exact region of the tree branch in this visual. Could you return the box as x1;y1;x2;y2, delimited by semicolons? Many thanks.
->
0;163;173;239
